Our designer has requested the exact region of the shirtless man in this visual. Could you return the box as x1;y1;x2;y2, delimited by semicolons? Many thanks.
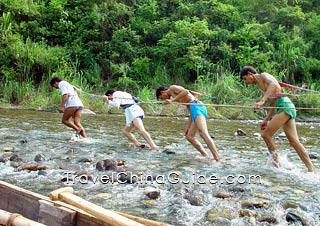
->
240;66;317;172
156;85;220;161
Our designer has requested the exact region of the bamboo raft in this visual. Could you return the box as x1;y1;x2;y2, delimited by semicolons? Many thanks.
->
0;180;170;226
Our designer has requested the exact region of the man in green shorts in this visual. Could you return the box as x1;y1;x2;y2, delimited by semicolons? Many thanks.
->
240;66;317;173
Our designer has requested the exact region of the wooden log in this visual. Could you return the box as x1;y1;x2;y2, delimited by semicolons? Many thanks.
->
0;209;46;226
38;200;76;226
50;187;145;226
115;211;171;226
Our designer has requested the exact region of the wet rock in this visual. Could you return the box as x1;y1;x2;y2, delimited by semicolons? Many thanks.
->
59;164;81;172
241;199;270;209
234;128;246;136
2;147;14;152
18;163;48;171
38;170;48;176
309;153;318;159
258;216;277;224
282;200;308;211
184;194;203;206
96;159;125;171
239;209;257;218
141;200;157;207
228;186;246;193
34;153;47;162
117;172;137;184
144;190;160;199
0;156;9;163
9;154;22;162
285;208;312;225
61;177;73;183
206;207;238;221
66;148;80;154
215;191;233;199
162;149;176;154
10;162;20;168
210;217;231;226
78;157;93;163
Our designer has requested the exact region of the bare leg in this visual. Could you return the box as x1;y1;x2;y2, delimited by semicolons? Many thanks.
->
132;118;159;150
122;123;141;147
74;108;87;138
195;116;220;161
261;113;287;168
62;107;81;132
185;121;209;157
283;119;317;172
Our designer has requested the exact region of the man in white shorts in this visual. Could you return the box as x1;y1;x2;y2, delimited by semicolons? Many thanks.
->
50;77;87;138
103;89;159;150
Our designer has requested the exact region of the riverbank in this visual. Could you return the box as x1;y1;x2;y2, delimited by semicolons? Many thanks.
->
1;103;320;123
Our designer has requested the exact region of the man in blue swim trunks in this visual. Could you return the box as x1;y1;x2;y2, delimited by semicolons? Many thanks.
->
240;66;317;173
156;85;220;161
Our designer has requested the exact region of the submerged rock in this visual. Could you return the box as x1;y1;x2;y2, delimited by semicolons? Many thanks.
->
34;153;47;162
206;207;238;221
2;147;15;152
215;191;233;199
234;128;247;136
241;199;270;209
285;208;314;225
184;194;203;206
144;190;160;199
96;159;126;171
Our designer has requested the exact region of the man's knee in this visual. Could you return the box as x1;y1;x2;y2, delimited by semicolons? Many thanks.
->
185;134;195;142
261;131;272;141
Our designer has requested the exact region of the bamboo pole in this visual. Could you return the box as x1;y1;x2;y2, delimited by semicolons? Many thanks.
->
50;187;144;226
115;211;171;226
0;209;46;226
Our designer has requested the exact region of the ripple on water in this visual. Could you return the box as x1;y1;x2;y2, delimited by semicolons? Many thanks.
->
0;110;320;225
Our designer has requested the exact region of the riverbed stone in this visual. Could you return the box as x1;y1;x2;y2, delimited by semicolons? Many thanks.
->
184;194;203;206
210;217;231;226
96;159;125;171
258;215;277;224
239;209;257;218
0;156;9;163
2;147;14;152
9;154;22;162
18;163;48;171
141;200;157;207
206;207;238;221
144;190;160;199
240;199;270;209
34;153;47;162
215;191;233;199
234;128;246;136
285;208;313;225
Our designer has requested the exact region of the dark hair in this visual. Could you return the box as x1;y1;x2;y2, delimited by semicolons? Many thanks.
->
105;89;115;96
156;86;167;100
50;77;62;87
240;66;257;79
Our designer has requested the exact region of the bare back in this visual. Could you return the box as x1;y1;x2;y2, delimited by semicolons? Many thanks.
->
167;85;196;103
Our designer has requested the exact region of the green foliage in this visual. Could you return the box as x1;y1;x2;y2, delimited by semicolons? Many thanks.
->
1;0;320;118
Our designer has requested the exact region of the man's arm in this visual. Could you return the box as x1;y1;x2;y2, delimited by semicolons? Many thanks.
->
255;74;279;109
169;85;189;102
59;94;68;113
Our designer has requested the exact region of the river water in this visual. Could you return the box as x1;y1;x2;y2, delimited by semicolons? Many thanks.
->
0;109;319;225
